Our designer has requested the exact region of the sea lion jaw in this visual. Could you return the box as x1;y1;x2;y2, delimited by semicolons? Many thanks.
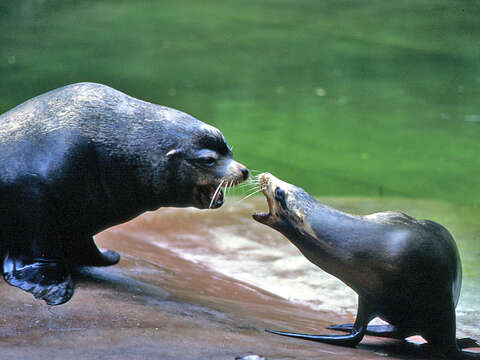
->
192;158;249;209
252;173;308;228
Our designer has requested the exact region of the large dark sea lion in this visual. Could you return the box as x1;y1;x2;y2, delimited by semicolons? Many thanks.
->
252;173;479;359
0;82;248;306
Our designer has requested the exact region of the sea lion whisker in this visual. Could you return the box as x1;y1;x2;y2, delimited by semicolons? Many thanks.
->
251;177;260;185
238;188;263;202
222;184;227;201
224;180;233;199
236;181;258;189
244;185;260;194
235;184;260;194
242;180;259;186
245;175;260;185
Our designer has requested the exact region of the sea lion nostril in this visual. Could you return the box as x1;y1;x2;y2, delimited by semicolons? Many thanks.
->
241;167;249;180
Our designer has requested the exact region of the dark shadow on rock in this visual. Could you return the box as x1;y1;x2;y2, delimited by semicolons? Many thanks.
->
70;264;234;327
71;265;170;304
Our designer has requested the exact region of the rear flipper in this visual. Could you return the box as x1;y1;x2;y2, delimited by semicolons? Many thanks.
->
458;351;480;359
328;324;480;349
3;253;73;306
327;323;404;339
65;237;120;267
266;297;373;348
457;338;480;349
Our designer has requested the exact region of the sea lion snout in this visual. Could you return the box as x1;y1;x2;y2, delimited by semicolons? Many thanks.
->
228;160;249;182
190;158;249;210
159;123;249;210
253;173;302;226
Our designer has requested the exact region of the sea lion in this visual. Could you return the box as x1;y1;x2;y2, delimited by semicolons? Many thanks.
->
0;82;248;306
252;173;479;359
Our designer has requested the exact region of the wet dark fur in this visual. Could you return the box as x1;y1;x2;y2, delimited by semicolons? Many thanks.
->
0;82;248;305
254;173;479;359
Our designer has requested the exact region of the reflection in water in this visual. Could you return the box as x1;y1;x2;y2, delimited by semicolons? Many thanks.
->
108;197;479;339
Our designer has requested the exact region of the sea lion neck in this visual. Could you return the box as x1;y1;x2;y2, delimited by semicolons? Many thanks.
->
304;203;364;253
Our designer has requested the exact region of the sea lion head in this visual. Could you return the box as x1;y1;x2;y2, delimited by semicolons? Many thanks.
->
149;109;249;210
252;173;315;234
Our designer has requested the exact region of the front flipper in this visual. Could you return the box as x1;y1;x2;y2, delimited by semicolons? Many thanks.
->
266;297;373;348
3;253;73;306
327;323;404;339
424;295;480;359
65;237;120;267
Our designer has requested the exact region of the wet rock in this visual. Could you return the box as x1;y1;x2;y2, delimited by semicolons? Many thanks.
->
0;199;462;359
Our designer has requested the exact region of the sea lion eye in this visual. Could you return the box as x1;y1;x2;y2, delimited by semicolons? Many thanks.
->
275;187;284;200
199;156;216;167
274;187;288;210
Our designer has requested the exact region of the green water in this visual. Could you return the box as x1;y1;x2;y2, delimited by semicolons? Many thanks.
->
1;0;479;204
0;1;478;317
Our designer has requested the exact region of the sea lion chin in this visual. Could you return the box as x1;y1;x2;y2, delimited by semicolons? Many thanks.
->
253;172;479;360
0;82;248;305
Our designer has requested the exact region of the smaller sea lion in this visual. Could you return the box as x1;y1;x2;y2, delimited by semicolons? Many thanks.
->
252;173;479;359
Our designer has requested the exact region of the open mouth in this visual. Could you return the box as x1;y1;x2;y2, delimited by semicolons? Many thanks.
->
197;184;225;209
252;174;274;224
252;196;273;224
196;177;246;209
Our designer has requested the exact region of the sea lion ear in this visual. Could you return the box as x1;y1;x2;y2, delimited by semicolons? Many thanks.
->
295;210;305;224
166;148;184;159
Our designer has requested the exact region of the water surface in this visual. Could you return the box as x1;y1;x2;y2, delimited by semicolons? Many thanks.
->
1;1;479;204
